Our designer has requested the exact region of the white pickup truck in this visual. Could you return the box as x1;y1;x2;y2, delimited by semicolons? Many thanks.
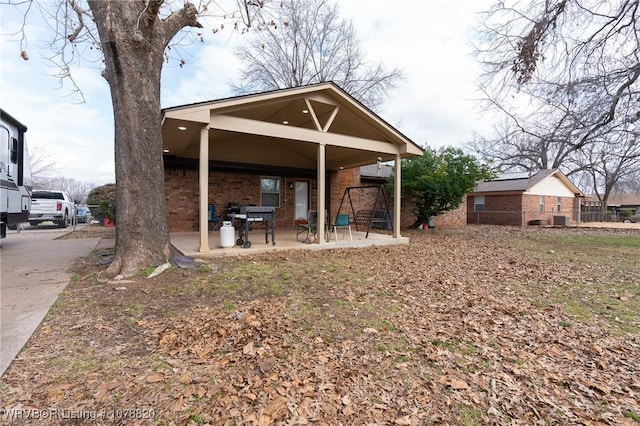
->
29;190;76;228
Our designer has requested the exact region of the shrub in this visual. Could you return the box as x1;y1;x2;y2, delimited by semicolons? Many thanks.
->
87;184;116;224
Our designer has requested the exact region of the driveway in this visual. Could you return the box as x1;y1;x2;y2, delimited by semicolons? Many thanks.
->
0;225;101;376
579;221;640;230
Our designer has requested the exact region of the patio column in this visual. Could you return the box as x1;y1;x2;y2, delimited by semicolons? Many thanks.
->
198;127;210;252
394;154;402;238
317;143;326;244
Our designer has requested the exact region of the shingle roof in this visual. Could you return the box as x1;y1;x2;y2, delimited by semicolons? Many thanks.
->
472;169;558;193
360;163;393;179
585;193;640;207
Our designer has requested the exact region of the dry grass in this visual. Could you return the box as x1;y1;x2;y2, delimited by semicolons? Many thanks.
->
1;226;639;425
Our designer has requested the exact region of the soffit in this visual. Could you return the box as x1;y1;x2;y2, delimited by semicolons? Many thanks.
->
162;83;423;171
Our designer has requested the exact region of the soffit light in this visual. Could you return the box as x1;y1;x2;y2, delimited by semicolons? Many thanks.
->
178;126;187;131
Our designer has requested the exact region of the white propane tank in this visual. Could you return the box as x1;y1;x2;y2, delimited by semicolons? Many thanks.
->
220;221;235;248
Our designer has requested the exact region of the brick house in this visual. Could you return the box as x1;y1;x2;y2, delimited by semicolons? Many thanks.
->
467;169;583;226
161;82;424;251
581;193;640;222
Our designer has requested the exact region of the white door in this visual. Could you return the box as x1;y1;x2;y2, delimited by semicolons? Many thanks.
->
295;181;308;220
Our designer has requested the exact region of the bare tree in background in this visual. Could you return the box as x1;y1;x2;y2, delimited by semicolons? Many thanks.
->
616;171;640;193
4;0;267;276
39;176;95;203
29;145;58;188
471;0;640;203
231;0;404;111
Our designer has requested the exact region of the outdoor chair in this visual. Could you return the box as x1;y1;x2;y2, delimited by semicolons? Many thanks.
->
298;210;329;242
207;204;224;231
295;215;310;241
332;213;352;242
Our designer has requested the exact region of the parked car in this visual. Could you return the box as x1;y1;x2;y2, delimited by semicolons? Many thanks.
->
76;206;91;223
29;190;76;228
622;215;639;223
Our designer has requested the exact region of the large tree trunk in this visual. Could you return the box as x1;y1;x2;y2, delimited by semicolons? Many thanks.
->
88;1;200;277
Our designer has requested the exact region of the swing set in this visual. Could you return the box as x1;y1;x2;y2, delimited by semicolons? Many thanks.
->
335;185;393;238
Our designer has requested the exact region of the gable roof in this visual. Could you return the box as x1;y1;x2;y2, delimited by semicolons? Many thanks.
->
162;82;424;172
471;169;582;195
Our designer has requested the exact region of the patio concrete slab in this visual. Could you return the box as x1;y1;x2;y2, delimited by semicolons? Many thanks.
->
170;228;409;258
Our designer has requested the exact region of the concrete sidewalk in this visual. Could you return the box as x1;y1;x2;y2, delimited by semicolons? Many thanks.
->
0;232;101;377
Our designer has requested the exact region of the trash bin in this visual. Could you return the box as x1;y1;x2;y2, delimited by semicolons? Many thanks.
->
219;221;234;248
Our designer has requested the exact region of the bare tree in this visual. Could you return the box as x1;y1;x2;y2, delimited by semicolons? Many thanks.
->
231;0;404;111
471;0;640;195
4;0;267;276
39;176;95;203
569;128;640;205
616;171;640;193
29;145;58;189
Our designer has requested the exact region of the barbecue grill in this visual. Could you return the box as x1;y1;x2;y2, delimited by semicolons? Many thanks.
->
230;206;276;248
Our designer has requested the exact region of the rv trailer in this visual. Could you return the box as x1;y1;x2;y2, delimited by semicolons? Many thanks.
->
1;108;32;238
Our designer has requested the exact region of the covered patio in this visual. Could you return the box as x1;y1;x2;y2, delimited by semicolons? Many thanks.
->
170;227;408;258
161;82;423;253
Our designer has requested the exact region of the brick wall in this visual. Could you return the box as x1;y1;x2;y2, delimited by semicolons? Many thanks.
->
165;168;307;232
330;169;359;220
167;166;420;232
466;193;578;226
433;197;467;228
523;194;577;225
165;169;199;232
467;194;524;226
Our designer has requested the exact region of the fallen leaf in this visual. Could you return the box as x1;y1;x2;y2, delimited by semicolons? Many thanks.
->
450;379;469;390
243;341;256;356
146;373;165;383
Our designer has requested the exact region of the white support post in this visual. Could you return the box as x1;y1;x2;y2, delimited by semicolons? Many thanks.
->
394;154;402;238
199;127;210;252
317;143;326;244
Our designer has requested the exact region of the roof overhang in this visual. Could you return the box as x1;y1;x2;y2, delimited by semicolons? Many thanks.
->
467;191;525;196
162;82;424;171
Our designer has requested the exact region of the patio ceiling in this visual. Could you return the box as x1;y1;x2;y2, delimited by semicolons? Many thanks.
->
162;82;423;171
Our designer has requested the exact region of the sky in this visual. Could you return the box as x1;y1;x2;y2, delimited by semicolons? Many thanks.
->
0;0;495;187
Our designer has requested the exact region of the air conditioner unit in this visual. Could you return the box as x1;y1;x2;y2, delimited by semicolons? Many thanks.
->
553;215;570;226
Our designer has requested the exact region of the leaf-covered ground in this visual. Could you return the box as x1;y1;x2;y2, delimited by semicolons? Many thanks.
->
1;226;639;425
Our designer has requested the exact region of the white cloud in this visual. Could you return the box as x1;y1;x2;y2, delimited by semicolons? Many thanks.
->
1;0;496;186
337;0;495;148
161;38;243;106
1;32;115;186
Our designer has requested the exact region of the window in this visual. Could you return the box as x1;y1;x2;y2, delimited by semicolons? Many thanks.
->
32;191;64;200
260;177;280;207
474;195;485;212
539;196;545;212
557;197;562;212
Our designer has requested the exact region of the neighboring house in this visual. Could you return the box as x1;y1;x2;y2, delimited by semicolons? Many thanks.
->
582;193;640;221
467;169;583;226
605;193;640;220
161;82;424;251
